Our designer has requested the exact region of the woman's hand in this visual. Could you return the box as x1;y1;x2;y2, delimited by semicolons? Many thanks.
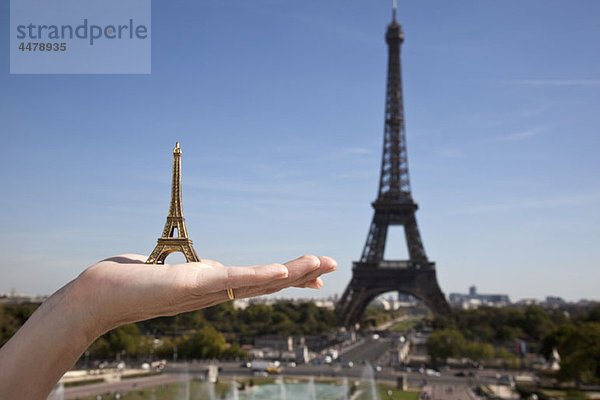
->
0;254;337;400
77;254;337;333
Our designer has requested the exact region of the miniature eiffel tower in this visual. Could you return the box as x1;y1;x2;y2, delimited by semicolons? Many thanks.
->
146;142;200;264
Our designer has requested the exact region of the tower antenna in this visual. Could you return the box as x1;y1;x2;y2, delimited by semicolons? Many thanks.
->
392;0;397;21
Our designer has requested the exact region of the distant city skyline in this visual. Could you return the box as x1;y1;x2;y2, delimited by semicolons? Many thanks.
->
1;1;599;302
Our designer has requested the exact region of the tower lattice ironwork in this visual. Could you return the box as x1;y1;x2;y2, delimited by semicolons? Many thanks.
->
336;8;450;326
146;142;200;264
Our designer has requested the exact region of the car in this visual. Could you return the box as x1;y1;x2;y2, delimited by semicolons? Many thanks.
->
454;371;466;377
286;362;297;368
342;361;354;368
266;366;281;374
375;365;382;372
498;374;515;387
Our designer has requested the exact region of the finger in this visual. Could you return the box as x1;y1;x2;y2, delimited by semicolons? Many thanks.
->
231;255;337;295
295;277;323;289
100;254;147;264
233;272;326;299
316;256;337;274
199;263;289;292
225;285;281;301
180;272;324;312
198;259;224;268
282;255;321;281
282;255;337;288
182;256;336;307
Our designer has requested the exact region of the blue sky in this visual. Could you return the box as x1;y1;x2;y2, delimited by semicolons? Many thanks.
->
1;0;599;301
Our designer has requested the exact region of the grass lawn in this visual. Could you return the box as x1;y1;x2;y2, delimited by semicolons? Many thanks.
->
77;380;231;400
389;320;418;332
353;383;419;400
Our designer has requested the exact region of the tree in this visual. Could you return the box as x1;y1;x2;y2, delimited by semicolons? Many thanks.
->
88;337;111;359
0;306;20;347
178;326;227;359
223;342;248;360
464;341;494;362
495;348;520;369
271;311;296;336
427;329;466;363
154;337;175;359
544;322;600;383
105;324;141;359
522;306;555;341
584;306;600;323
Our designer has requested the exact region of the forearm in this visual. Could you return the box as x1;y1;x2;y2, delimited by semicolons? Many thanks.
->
0;279;101;400
0;253;336;399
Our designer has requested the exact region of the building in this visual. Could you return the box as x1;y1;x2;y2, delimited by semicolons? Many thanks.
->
448;286;511;309
0;292;47;305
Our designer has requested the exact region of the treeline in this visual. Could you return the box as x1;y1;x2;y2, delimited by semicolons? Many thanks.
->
427;305;600;383
136;301;336;339
87;323;246;361
0;300;338;362
0;303;38;347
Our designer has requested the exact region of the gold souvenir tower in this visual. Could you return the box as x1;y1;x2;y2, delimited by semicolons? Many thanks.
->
146;142;200;264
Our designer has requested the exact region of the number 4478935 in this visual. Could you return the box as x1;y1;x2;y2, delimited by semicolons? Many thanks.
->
18;42;66;51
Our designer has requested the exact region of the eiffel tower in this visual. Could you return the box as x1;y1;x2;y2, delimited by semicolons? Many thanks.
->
146;142;200;264
336;6;450;326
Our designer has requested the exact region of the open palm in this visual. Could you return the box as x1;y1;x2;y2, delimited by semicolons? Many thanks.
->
79;253;337;331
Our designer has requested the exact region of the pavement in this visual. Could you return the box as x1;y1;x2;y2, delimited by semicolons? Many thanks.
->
339;337;393;365
420;385;480;400
63;373;188;399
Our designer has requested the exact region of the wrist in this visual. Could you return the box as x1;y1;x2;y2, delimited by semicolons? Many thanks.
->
66;276;108;343
0;278;105;399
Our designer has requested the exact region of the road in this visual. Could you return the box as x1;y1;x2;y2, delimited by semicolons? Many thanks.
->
167;362;499;387
63;338;507;398
63;363;500;399
63;373;187;399
339;337;392;365
421;384;480;400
